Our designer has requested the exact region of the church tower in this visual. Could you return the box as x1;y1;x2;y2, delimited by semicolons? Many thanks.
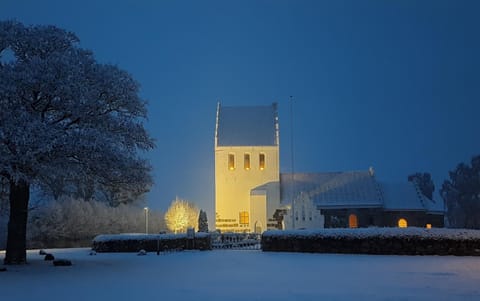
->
214;103;280;232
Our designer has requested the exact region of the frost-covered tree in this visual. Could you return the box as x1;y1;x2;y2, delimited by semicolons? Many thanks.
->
441;155;480;229
164;198;199;234
28;198;165;246
37;164;149;206
198;210;208;232
0;21;154;264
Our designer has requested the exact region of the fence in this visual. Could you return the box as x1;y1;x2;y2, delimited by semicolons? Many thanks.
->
210;232;261;250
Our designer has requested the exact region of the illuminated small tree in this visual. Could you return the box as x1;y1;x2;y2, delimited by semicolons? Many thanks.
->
164;198;199;234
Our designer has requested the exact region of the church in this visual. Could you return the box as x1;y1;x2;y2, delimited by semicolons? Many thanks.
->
214;103;444;233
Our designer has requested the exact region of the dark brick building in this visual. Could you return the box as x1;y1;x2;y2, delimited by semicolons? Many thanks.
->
279;170;444;229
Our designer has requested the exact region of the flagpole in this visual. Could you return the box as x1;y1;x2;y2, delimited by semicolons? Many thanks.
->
290;96;296;229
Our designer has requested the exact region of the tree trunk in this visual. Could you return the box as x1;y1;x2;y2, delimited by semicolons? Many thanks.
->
4;179;30;265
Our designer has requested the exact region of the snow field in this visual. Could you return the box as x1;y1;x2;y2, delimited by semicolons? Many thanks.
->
1;248;480;301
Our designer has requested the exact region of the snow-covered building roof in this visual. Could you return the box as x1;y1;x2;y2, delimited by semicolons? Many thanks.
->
381;182;427;211
280;171;444;213
280;171;384;209
381;182;444;214
424;198;445;214
215;103;279;146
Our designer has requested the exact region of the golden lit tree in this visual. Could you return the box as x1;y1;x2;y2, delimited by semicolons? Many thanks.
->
164;198;199;233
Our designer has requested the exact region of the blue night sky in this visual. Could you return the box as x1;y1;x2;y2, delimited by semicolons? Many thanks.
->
2;1;479;219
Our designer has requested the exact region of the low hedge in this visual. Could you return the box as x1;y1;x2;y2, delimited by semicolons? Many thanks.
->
261;228;480;256
92;233;211;252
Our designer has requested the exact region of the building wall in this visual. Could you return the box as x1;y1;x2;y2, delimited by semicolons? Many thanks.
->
215;145;279;232
250;181;283;232
283;193;325;229
250;192;267;233
380;211;444;228
264;181;282;230
322;208;444;228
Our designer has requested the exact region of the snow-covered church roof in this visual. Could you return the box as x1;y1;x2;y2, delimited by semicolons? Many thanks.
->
280;171;384;209
280;171;444;213
215;103;278;146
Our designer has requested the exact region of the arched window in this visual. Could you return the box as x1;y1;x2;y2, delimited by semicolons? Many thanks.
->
228;153;235;170
398;218;408;228
259;153;266;170
349;214;358;228
254;221;263;233
244;153;250;170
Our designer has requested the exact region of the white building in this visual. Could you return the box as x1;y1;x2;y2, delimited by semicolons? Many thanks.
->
214;103;280;233
214;103;444;233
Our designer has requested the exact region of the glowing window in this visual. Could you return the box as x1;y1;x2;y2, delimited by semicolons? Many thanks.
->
349;214;358;228
228;153;235;170
259;153;265;170
239;211;249;225
244;153;250;170
426;223;432;229
398;218;408;228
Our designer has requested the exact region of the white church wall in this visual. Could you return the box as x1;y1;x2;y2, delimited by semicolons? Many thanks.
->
215;145;279;232
283;194;325;230
250;192;267;233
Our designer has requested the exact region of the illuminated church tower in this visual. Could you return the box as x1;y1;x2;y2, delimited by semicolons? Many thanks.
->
214;103;280;233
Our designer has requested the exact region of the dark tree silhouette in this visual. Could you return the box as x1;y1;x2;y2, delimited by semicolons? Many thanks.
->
408;172;435;200
198;210;209;232
440;155;480;229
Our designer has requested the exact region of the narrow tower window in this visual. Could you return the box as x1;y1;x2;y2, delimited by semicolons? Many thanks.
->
259;153;266;170
228;153;235;170
244;153;250;170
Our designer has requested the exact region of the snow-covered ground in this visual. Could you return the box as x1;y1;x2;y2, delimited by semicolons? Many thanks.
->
1;248;480;301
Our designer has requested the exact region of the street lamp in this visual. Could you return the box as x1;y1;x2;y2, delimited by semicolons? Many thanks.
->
144;207;149;234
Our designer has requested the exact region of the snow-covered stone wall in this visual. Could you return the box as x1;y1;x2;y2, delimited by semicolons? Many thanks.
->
262;228;480;256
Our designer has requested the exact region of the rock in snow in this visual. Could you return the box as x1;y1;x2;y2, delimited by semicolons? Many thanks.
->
44;254;55;261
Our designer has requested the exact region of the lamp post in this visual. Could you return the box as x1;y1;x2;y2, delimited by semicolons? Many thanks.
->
144;207;149;234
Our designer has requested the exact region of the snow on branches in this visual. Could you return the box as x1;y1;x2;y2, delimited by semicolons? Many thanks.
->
164;198;199;234
0;20;154;197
